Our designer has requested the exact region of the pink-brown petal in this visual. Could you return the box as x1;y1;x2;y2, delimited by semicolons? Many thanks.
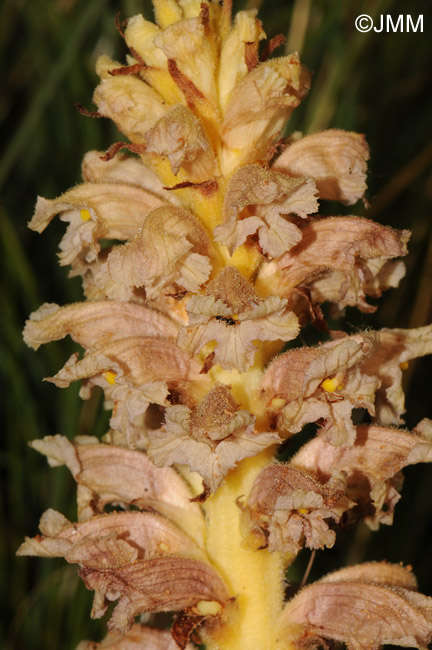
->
18;510;203;565
272;130;370;205
29;436;205;544
278;574;432;650
80;556;229;633
77;624;192;650
23;301;178;351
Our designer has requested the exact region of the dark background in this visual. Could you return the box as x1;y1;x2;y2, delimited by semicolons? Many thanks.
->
1;0;432;647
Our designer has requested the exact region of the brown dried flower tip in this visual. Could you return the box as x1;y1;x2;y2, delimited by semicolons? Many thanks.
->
147;386;280;492
242;465;353;554
178;266;299;371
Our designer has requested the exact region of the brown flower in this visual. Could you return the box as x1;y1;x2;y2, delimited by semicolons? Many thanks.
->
29;435;205;543
107;205;212;299
77;624;193;650
277;562;432;650
213;164;318;257
261;332;378;445
292;421;432;528
270;216;409;314
241;465;353;554
147;386;280;491
178;266;299;371
272;129;370;205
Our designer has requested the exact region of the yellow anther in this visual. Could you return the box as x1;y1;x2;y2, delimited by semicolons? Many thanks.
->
399;361;409;370
158;542;170;553
103;371;117;385
270;398;286;409
196;600;222;616
321;376;341;393
80;208;91;221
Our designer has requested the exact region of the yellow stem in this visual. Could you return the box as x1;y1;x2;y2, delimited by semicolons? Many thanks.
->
203;450;286;650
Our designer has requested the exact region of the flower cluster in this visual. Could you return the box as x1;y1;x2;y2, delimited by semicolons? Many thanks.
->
20;1;432;649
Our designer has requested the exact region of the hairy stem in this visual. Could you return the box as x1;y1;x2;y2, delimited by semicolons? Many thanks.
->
203;450;287;650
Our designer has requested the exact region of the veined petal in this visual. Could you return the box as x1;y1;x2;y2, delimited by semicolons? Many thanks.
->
107;382;169;449
29;436;205;543
30;183;165;237
80;556;229;633
292;423;432;527
93;66;168;143
47;336;196;388
107;206;211;299
23;301;178;351
361;324;432;425
179;294;298;372
18;510;204;564
243;465;352;553
81;151;180;204
221;54;310;174
277;566;432;650
273;130;370;205
275;216;409;312
145;105;216;182
319;561;419;590
214;164;317;256
77;624;193;650
147;393;279;491
262;333;378;444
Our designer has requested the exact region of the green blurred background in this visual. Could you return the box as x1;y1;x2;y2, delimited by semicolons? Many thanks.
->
1;0;432;647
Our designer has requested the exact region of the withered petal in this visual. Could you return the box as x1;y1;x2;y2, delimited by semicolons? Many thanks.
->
361;324;432;425
81;150;181;205
47;336;196;388
107;206;211;299
243;465;352;553
29;182;165;238
221;55;310;173
272;130;370;205
29;436;205;544
147;403;279;492
278;572;432;650
18;510;204;566
80;556;229;633
23;301;178;351
276;216;409;312
77;624;193;649
145;104;215;182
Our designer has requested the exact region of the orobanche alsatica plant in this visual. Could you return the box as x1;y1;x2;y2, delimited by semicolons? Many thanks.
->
19;1;432;649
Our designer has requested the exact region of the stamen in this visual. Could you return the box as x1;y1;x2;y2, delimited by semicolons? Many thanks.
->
80;209;91;222
321;376;343;393
103;371;117;385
